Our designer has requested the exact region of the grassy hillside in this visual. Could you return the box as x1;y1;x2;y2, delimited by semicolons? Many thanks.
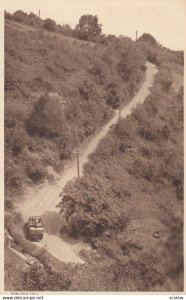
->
5;19;147;209
5;60;183;292
57;62;183;291
4;13;183;292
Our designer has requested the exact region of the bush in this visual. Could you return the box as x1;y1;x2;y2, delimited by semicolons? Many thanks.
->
22;263;71;291
106;82;119;109
131;158;154;181
157;67;173;91
88;64;105;85
5;163;26;193
57;24;74;37
26;160;48;184
58;174;129;238
43;18;56;31
117;46;145;85
12;10;27;23
26;93;67;139
5;11;12;20
78;79;94;101
138;33;158;46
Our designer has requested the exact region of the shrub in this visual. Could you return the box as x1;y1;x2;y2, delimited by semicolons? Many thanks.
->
5;163;25;193
156;67;173;91
88;64;105;85
57;24;74;37
26;13;42;27
43;18;56;31
78;79;94;100
140;146;152;159
58;174;129;238
138;33;158;46
117;46;145;85
26;160;48;184
12;10;27;23
131;158;154;181
22;263;71;291
26;93;67;139
105;82;119;109
5;11;12;20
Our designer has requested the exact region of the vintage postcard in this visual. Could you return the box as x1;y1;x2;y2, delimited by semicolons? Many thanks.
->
1;0;185;296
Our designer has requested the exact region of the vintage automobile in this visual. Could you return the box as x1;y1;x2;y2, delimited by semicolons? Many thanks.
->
27;216;44;242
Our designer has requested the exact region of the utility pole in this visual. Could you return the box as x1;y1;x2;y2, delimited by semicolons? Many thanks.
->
118;93;122;122
136;30;138;41
76;146;80;179
39;10;40;18
73;145;80;179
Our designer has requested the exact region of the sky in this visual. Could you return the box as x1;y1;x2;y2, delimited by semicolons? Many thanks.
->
1;0;186;50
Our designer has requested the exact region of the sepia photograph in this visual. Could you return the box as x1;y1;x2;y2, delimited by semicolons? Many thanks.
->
3;0;184;294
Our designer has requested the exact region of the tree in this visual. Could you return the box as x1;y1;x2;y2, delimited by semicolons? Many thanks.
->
27;12;42;27
157;67;173;91
75;15;102;41
5;11;12;20
26;93;67;139
106;82;120;109
12;10;27;23
43;18;56;31
57;24;74;37
138;33;157;46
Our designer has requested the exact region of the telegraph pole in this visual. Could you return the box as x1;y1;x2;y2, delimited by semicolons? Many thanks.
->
39;10;40;18
76;146;80;179
73;145;80;179
136;30;138;41
118;93;122;122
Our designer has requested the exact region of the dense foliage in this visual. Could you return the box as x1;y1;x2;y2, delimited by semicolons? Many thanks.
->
137;33;184;66
59;72;183;236
75;15;102;40
43;18;56;31
5;16;146;207
57;63;183;291
4;11;183;292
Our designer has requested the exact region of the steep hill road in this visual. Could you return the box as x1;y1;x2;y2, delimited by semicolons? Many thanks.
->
16;61;158;264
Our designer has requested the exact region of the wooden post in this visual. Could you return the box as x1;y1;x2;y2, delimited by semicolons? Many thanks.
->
77;147;80;179
119;93;122;122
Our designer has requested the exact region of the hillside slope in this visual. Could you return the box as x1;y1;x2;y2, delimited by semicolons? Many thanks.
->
5;19;146;208
4;16;183;292
59;62;183;291
12;62;157;266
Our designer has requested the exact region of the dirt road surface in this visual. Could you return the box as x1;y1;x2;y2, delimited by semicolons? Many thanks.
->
16;62;158;264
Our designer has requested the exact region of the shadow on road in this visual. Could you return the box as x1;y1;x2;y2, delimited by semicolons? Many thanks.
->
41;211;66;236
23;222;29;240
41;211;88;246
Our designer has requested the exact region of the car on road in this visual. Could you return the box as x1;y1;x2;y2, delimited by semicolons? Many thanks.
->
27;216;44;242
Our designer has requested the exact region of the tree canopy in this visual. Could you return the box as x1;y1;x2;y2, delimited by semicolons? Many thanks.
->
138;33;158;45
43;18;56;31
75;14;102;40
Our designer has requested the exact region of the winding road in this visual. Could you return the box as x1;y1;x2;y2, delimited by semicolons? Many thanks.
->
16;62;158;264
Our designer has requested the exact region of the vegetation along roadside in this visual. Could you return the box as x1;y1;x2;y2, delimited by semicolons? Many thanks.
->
4;10;183;291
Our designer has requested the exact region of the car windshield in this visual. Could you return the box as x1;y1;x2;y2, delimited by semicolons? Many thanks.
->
29;217;42;227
